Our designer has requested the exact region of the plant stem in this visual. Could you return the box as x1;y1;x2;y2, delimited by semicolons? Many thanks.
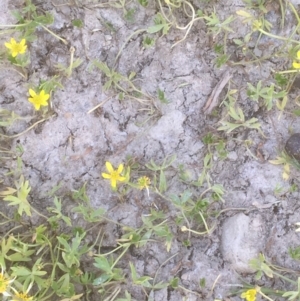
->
40;24;68;44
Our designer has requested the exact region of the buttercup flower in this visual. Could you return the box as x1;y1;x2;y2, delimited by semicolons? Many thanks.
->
241;288;257;301
252;19;262;32
137;176;151;197
28;89;50;111
0;273;11;296
102;162;126;189
0;265;14;296
5;38;27;57
10;282;33;301
137;176;151;190
11;291;33;301
293;50;300;69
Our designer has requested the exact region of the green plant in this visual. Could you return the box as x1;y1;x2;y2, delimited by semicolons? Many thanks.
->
0;109;24;127
217;104;261;133
153;0;204;47
137;0;148;7
202;133;228;160
157;89;169;104
91;60;151;103
142;36;155;48
243;0;269;13
55;47;83;78
269;151;300;180
241;253;300;300
289;246;300;260
4;0;300;300
145;154;176;193
203;9;235;37
247;81;287;111
1;0;67;44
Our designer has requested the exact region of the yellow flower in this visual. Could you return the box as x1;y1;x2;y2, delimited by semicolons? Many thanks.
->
252;20;262;32
10;283;33;301
293;50;300;69
5;38;27;57
137;176;151;190
11;292;33;301
0;265;14;296
28;89;50;110
241;288;257;301
0;273;11;296
102;162;126;189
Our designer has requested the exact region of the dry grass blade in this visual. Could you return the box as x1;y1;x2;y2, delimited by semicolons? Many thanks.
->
203;69;232;114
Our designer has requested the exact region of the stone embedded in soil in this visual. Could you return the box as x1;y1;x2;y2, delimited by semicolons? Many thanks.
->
148;110;186;151
285;133;300;162
227;151;238;161
221;213;266;273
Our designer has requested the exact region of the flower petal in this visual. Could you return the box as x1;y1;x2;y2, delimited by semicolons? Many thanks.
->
4;42;12;49
19;45;27;54
20;39;26;46
293;61;300;69
40;91;50;102
102;173;111;179
117;164;124;173
297;50;300;59
105;161;113;173
29;89;36;97
33;103;41;110
39;99;49;107
28;97;40;110
111;179;117;188
118;176;126;182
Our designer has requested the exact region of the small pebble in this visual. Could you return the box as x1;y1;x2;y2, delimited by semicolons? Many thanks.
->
285;133;300;162
227;151;237;161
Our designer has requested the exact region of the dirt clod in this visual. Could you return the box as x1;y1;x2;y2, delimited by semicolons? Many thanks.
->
285;133;300;162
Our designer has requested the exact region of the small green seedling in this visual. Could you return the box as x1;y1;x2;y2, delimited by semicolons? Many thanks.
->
247;81;287;111
55;47;83;78
218;105;261;133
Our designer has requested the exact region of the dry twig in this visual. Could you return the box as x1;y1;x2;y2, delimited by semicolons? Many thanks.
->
203;70;232;114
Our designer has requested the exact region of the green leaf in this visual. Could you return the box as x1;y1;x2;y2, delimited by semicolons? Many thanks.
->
143;36;155;48
158;89;169;103
147;24;165;33
145;159;160;171
72;19;83;28
0;109;21;127
159;170;167;193
293;109;300;116
93;256;112;273
93;274;110;285
129;262;152;286
92;60;111;76
170;277;179;288
138;0;148;6
3;176;31;216
11;266;31;276
199;277;206;288
72;58;83;69
48;197;72;226
7;250;34;261
34;12;54;25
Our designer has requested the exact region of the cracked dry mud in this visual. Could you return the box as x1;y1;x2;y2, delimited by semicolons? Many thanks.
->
2;0;300;300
